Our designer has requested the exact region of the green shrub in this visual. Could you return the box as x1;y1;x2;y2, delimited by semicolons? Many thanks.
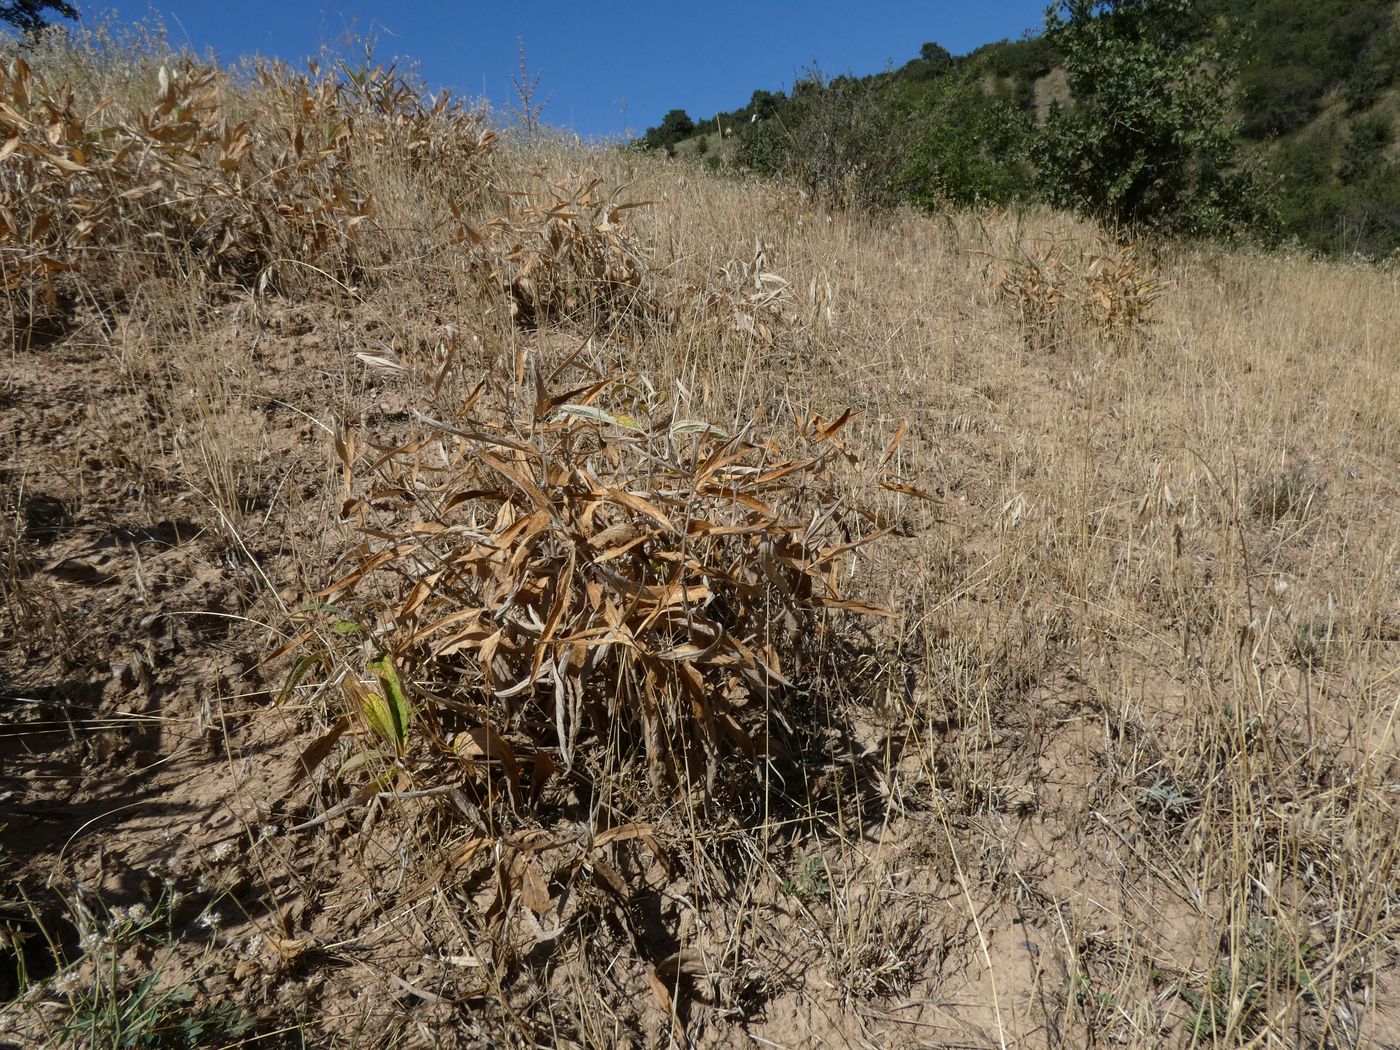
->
1035;0;1271;239
897;79;1034;207
736;69;914;209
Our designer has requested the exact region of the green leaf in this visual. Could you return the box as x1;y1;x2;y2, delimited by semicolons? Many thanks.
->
553;404;643;430
360;690;400;753
365;654;412;753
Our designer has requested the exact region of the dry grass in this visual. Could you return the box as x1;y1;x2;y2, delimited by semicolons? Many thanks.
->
2;26;1398;1050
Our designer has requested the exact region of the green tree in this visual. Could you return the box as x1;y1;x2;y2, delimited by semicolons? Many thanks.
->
1344;17;1400;111
1034;0;1268;237
736;69;913;209
898;77;1034;206
917;42;954;77
657;108;694;139
747;89;782;120
1235;0;1393;135
1340;114;1392;186
641;108;696;153
0;0;77;34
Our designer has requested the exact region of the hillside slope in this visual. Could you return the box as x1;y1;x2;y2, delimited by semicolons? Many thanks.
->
646;0;1400;256
3;32;1400;1050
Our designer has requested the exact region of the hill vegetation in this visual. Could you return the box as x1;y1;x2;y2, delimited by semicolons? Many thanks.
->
643;0;1400;257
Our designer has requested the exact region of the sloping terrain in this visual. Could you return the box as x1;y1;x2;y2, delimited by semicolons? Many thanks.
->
652;0;1400;257
2;40;1399;1050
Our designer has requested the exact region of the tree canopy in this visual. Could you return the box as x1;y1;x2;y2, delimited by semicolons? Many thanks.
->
1033;0;1267;237
640;108;696;154
0;0;78;34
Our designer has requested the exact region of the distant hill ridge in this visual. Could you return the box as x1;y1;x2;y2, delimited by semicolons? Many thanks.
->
641;0;1400;257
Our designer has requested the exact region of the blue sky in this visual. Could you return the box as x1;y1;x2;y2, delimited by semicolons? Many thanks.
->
85;2;1050;139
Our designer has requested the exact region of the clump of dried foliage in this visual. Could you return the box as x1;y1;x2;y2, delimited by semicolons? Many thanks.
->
993;236;1163;347
290;364;899;805
0;52;494;315
460;173;652;328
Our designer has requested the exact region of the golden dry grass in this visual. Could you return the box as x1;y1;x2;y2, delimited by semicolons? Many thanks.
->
1;30;1398;1050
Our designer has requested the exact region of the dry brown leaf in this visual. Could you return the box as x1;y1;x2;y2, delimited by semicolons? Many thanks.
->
878;419;908;469
456;725;519;781
519;857;551;915
288;715;351;790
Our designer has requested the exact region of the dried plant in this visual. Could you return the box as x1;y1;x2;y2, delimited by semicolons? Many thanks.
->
454;173;651;328
993;237;1163;347
6;27;1399;1050
289;366;898;805
0;53;496;315
671;238;798;347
